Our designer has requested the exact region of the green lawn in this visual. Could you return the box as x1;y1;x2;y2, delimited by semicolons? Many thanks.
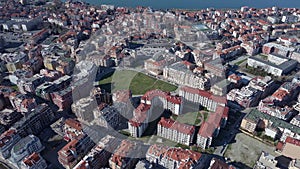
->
99;70;177;95
175;111;209;126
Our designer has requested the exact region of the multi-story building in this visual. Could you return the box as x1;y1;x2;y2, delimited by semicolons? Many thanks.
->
9;93;37;114
247;53;298;76
112;90;133;118
141;90;182;115
214;45;244;61
128;103;152;138
157;117;195;146
163;62;210;90
11;135;44;163
258;97;295;121
22;57;43;74
58;134;95;169
63;118;84;142
51;86;72;111
291;115;300;128
289;159;300;169
227;76;275;108
146;144;205;169
0;129;21;159
197;106;228;149
91;87;112;105
262;42;295;57
109;140;140;169
204;58;226;77
55;57;75;75
179;86;227;112
128;90;182;138
12;103;55;137
241;109;300;141
254;151;279;169
277;137;300;160
9;69;33;85
93;105;122;130
17;74;46;94
21;152;47;169
208;158;235;169
72;96;98;123
0;52;28;73
74;135;120;169
0;86;14;110
144;51;177;75
0;109;23;128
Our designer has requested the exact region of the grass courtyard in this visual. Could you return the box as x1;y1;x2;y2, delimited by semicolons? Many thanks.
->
172;111;209;126
98;70;178;95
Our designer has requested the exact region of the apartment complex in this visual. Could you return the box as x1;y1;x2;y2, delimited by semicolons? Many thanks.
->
146;144;205;169
128;90;182;138
179;86;227;111
163;62;210;90
157;117;195;146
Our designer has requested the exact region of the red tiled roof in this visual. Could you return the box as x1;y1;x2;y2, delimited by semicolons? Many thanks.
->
210;158;230;169
141;89;181;104
180;86;227;104
285;137;300;147
272;89;288;101
23;152;41;167
65;118;82;131
158;117;195;135
276;141;284;151
0;129;17;148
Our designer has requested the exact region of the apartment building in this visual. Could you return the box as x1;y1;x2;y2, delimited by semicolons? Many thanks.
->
9;92;37;114
93;105;122;130
197;106;228;149
291;115;300;128
227;76;275;108
63;118;84;142
128;103;152;138
11;135;44;163
163;62;210;90
109;140;140;169
144;51;177;75
241;109;300;141
58;135;95;169
0;108;22;128
157;117;195;146
179;86;227;112
278;137;300;159
74;135;120;169
21;152;47;169
12;103;55;137
254;151;280;169
146;144;205;169
0;129;21;159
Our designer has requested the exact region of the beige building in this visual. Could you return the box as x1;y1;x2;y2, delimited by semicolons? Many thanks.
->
281;137;300;159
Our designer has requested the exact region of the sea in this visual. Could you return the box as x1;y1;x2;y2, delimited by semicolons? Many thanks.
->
79;0;300;10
